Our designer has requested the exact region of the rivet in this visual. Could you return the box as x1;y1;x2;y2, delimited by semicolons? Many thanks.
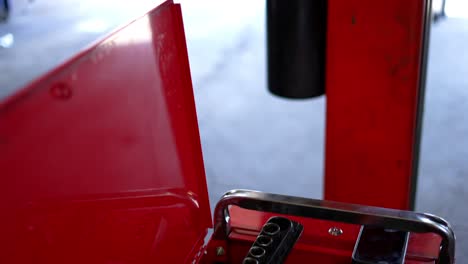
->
50;82;73;100
328;227;343;236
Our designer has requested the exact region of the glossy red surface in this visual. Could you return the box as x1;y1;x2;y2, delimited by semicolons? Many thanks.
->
0;1;211;263
324;0;428;209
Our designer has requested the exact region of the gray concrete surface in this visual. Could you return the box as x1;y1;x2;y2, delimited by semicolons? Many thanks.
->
0;0;467;260
416;17;468;260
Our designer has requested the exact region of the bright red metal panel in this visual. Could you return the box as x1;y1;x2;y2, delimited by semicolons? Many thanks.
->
0;1;210;263
324;0;427;209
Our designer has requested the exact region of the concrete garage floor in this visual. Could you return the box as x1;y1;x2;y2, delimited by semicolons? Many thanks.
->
1;0;467;260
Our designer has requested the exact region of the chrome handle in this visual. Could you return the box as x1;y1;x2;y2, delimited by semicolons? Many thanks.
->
213;189;455;264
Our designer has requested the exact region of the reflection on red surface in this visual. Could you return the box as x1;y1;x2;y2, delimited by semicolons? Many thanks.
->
0;1;210;263
4;190;205;263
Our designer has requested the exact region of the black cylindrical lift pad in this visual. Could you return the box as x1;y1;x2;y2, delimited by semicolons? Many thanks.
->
267;0;327;98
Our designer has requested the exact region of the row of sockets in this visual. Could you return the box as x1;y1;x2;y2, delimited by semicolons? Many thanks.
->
243;216;303;264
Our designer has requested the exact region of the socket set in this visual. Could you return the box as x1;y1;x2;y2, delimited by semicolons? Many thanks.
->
243;216;304;264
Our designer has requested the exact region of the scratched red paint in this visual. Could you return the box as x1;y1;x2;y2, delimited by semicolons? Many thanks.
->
324;0;427;210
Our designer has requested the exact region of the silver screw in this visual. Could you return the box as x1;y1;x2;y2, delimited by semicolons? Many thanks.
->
328;227;344;236
216;247;225;256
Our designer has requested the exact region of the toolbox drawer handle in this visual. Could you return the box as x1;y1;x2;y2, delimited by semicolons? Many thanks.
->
213;189;455;264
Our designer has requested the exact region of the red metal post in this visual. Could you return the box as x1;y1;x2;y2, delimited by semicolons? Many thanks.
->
324;0;430;209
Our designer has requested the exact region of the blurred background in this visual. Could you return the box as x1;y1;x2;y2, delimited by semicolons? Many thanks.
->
1;0;467;259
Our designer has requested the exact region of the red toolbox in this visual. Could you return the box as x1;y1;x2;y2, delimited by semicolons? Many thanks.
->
0;1;455;263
